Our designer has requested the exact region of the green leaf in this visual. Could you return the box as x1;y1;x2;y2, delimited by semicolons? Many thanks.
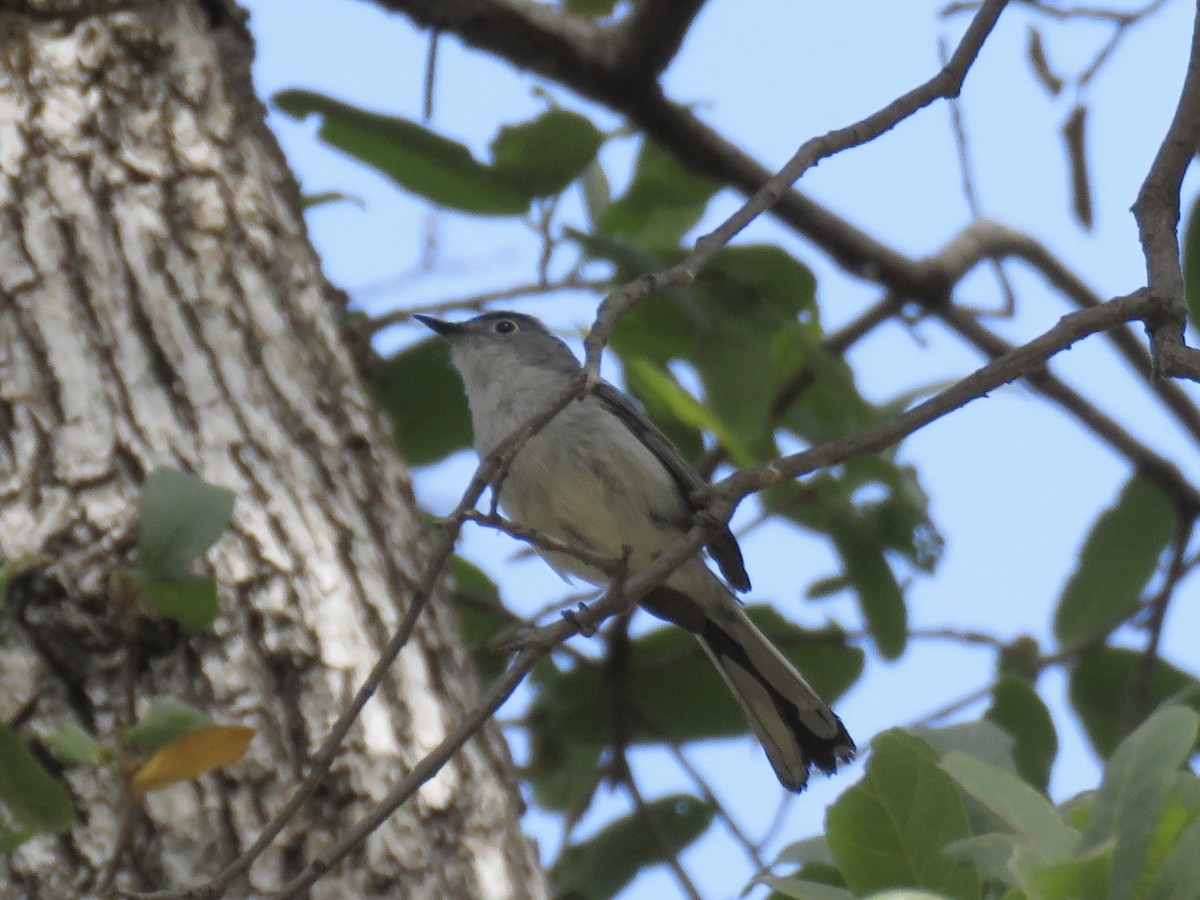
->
44;724;107;767
622;358;705;463
1054;475;1175;648
1023;845;1112;900
448;555;512;684
1069;647;1200;758
829;524;906;659
623;358;754;465
580;160;611;226
373;338;472;465
301;190;363;210
597;139;719;248
762;879;855;900
0;828;36;852
1148;810;1200;900
551;794;713;899
940;751;1078;865
986;676;1059;792
489;109;603;198
942;832;1026;885
826;731;980;898
137;467;236;581
0;724;74;832
1183;191;1200;333
1081;707;1199;900
134;574;219;631
125;700;213;753
273;89;529;216
564;0;620;16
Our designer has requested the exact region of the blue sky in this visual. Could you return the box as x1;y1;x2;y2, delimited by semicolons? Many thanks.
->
243;2;1200;896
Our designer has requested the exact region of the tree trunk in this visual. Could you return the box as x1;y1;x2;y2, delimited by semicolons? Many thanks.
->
0;1;545;897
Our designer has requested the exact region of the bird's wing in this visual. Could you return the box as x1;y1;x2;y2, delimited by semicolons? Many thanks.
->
591;381;750;591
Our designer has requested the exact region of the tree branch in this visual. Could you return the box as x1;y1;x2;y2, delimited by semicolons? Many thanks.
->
1133;0;1200;379
610;0;709;81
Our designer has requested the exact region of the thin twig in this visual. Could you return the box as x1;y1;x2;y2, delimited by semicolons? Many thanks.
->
1132;0;1200;379
939;35;1017;316
582;0;1013;373
1122;517;1196;736
368;276;612;334
622;771;705;900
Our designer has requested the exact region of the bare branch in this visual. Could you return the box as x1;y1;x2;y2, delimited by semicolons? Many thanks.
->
1133;1;1200;379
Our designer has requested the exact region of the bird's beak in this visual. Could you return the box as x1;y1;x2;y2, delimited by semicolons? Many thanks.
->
413;314;465;337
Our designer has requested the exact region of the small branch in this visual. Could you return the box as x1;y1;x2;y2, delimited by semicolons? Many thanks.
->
718;291;1200;509
666;742;768;873
460;509;626;576
1133;0;1200;379
583;0;1011;371
367;276;612;334
939;35;1017;316
622;769;705;900
275;516;722;898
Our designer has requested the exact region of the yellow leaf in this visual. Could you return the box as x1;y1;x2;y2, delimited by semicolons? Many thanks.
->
129;725;254;799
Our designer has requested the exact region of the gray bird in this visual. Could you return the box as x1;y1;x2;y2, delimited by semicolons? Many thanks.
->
417;311;854;791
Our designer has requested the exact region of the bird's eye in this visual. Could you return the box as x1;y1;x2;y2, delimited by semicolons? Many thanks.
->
493;319;517;334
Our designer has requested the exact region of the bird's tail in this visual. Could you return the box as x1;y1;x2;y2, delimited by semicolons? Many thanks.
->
694;603;855;792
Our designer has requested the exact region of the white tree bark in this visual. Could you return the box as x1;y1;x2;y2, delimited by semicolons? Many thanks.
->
0;2;545;897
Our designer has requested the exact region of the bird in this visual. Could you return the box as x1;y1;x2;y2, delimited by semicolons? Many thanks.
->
417;310;854;791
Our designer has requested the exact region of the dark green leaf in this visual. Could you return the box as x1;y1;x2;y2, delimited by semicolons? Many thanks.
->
986;676;1058;792
829;524;906;659
564;0;619;16
135;574;219;632
489;109;603;198
448;555;512;684
551;794;713;899
1054;475;1175;648
826;731;980;897
805;575;852;600
273;90;529;216
597;139;719;248
1080;707;1199;900
301;190;363;210
44;724;107;767
125;700;213;753
1069;647;1200;758
0;828;36;852
138;467;235;581
373;338;472;465
0;724;74;832
1183;191;1200;333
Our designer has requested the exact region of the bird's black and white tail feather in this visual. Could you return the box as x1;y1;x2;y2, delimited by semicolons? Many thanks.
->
696;605;854;791
643;577;854;792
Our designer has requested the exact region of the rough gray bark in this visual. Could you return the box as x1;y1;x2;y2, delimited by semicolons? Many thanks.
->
0;1;545;897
